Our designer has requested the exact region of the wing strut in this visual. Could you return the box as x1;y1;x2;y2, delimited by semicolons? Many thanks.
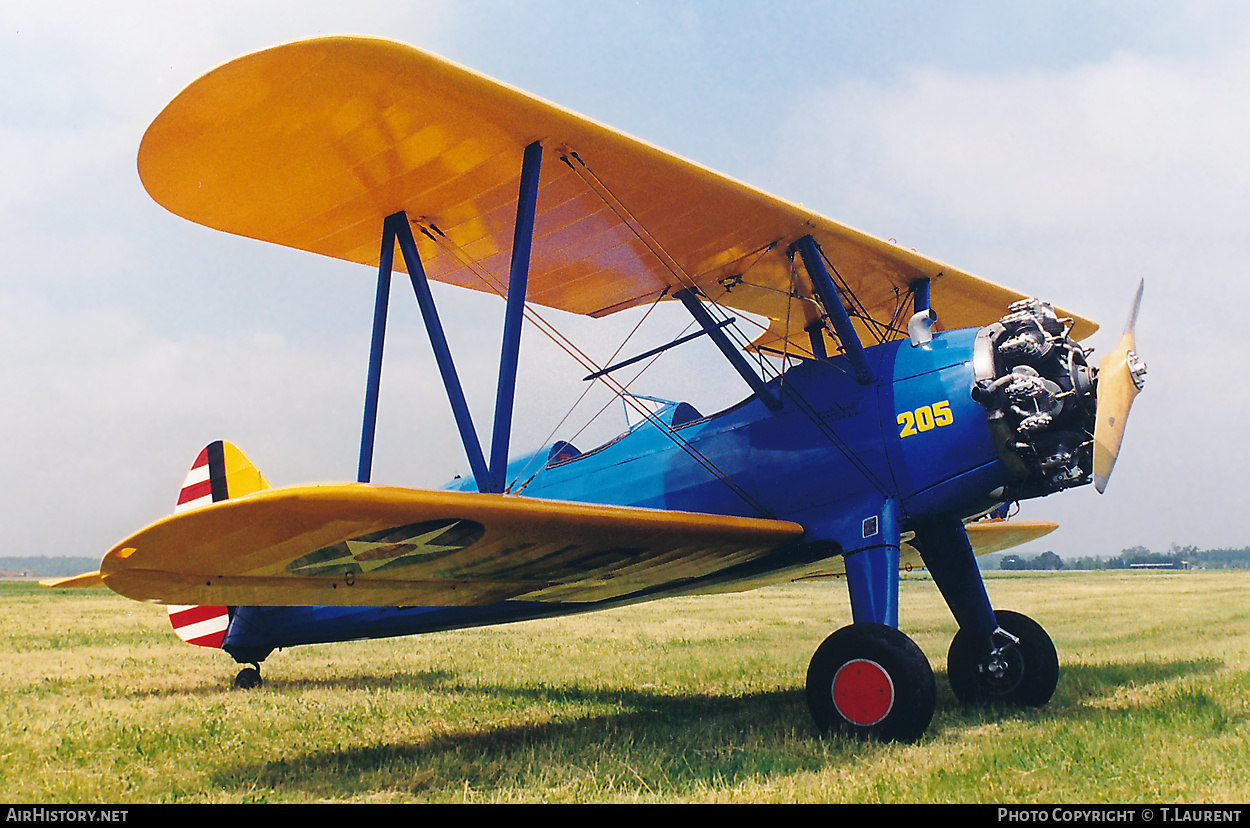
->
674;289;781;411
358;220;396;484
805;320;828;360
792;235;874;385
357;142;544;493
489;141;543;493
582;316;736;381
911;277;931;315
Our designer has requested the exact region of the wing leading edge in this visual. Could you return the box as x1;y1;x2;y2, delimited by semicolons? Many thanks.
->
138;36;1096;360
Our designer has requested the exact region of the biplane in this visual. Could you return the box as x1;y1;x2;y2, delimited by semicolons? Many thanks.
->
53;36;1146;743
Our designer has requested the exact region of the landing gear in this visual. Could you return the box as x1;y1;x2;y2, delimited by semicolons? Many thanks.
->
806;623;936;743
233;663;263;689
947;610;1057;707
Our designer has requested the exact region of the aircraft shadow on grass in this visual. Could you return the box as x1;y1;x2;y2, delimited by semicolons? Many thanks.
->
237;654;1225;706
200;657;1233;795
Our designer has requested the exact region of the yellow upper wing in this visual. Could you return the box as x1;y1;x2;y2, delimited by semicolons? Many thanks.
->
139;36;1096;356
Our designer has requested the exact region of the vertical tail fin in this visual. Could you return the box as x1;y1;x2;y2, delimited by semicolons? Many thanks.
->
176;440;270;513
168;441;270;648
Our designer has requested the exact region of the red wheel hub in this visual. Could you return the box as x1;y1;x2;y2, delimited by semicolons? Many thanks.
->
831;658;895;725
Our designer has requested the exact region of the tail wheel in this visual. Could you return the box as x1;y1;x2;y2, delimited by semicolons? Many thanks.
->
233;664;263;690
806;623;936;743
947;609;1057;707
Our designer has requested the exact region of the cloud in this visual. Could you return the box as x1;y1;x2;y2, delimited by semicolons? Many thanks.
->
777;42;1250;254
759;20;1250;553
0;290;366;553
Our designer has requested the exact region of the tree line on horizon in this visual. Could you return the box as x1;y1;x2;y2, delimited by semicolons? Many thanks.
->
0;557;100;577
998;544;1250;571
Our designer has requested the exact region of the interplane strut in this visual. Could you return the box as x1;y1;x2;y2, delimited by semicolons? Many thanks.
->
357;142;544;493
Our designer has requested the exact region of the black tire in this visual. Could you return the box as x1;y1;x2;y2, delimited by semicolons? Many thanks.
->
233;666;263;690
806;623;936;743
947;609;1057;707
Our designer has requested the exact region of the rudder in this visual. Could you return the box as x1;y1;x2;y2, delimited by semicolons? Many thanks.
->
168;441;270;648
176;440;270;512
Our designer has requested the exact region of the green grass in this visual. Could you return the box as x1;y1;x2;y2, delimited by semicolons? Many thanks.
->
3;570;1249;803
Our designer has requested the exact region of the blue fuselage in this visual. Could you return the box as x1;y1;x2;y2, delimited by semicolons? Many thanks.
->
462;328;1006;524
223;329;1012;663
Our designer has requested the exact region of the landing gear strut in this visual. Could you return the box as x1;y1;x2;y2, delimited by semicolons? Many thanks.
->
911;518;1059;709
806;623;936;743
947;609;1057;707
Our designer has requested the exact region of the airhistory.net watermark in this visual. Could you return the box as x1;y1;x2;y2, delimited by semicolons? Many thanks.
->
5;809;129;823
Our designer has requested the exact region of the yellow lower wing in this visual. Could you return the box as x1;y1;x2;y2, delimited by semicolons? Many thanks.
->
962;519;1059;556
100;484;805;608
73;506;1055;601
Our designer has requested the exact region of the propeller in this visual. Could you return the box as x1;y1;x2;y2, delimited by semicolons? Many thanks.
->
1092;280;1147;492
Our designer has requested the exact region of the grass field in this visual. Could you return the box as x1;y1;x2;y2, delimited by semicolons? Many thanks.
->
3;570;1249;803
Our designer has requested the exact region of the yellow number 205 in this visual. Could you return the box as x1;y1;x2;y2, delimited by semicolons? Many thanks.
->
897;400;954;438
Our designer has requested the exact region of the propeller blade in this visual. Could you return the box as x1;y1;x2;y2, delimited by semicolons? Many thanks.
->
1092;280;1147;492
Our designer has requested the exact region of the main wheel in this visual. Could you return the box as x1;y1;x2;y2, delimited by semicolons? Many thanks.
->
947;609;1057;707
806;623;936;743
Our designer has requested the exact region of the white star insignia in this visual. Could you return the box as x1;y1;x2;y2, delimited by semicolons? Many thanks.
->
293;522;472;575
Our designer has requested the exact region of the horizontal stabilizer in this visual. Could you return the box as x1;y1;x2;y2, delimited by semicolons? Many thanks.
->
41;570;104;589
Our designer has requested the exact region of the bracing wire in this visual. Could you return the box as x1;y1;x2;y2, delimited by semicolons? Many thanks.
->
413;221;774;518
815;245;897;346
561;152;892;495
506;289;671;491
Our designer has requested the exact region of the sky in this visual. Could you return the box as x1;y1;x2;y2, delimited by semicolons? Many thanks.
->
1;1;1245;565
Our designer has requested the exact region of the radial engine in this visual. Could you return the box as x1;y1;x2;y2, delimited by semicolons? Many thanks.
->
972;298;1098;500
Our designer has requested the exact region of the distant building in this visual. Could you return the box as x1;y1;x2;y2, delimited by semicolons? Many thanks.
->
1129;561;1190;570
